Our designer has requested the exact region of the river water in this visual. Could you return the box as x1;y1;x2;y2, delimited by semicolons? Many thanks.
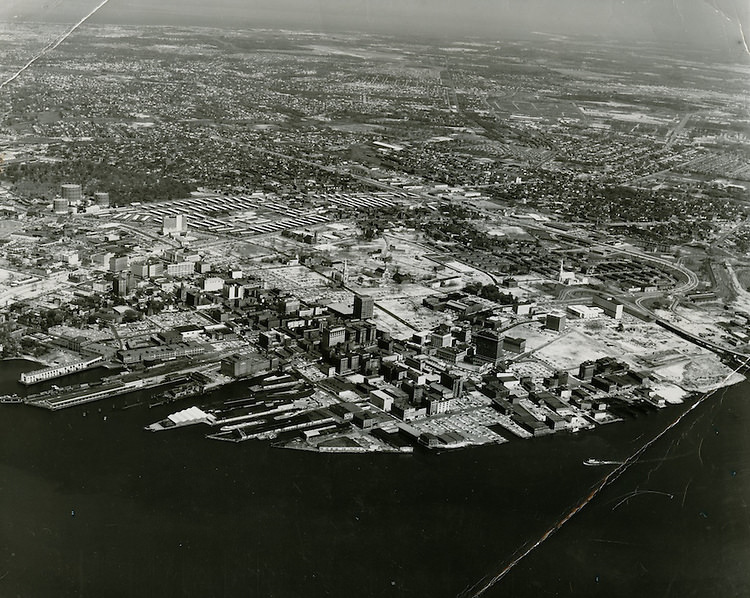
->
0;359;748;597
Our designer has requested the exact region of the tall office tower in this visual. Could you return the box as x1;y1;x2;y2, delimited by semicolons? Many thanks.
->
579;361;596;381
113;272;132;297
109;254;129;272
61;184;83;203
430;326;453;348
163;214;188;235
545;312;566;332
353;294;374;319
321;325;347;350
440;371;465;398
474;329;504;365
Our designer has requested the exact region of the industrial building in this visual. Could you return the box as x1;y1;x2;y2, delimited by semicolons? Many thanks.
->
220;353;273;378
61;184;83;203
116;342;205;364
53;197;69;214
593;296;624;319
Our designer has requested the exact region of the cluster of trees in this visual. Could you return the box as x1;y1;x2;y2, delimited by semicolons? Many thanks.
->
489;171;743;245
382;142;501;187
463;282;515;304
1;160;195;206
618;220;714;245
0;323;45;358
16;307;72;332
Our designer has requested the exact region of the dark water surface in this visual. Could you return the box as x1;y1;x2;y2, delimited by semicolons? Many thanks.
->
1;359;748;597
497;379;750;598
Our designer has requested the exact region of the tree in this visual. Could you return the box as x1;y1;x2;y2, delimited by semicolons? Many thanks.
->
122;311;140;324
0;323;20;357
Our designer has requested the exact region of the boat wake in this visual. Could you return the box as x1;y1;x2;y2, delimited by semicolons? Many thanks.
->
459;356;750;598
583;458;624;466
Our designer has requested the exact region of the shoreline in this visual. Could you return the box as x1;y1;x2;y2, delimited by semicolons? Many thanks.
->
272;373;749;455
2;355;45;365
6;354;748;456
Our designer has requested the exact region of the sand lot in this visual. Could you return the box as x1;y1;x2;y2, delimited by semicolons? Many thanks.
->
534;327;613;371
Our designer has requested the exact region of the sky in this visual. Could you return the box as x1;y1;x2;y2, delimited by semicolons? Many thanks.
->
0;0;748;55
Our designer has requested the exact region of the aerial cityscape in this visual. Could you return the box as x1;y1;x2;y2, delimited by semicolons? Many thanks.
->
1;1;749;597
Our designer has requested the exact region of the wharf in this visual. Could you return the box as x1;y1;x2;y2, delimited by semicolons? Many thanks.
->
282;441;414;454
27;373;190;411
206;411;335;442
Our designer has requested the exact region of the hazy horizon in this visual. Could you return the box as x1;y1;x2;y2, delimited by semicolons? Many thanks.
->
1;0;749;58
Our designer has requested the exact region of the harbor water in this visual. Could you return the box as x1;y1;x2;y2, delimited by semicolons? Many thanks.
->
1;359;748;597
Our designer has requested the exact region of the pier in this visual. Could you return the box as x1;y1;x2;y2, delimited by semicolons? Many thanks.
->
26;373;190;411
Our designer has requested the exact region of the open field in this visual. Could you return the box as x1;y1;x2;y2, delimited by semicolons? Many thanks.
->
534;327;613;371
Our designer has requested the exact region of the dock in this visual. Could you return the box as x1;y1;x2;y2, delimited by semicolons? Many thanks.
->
26;374;190;410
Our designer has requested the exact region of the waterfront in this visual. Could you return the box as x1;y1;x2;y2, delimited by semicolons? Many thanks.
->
1;359;748;597
498;379;750;598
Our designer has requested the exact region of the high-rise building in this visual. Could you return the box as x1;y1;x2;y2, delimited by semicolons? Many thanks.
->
163;214;188;235
91;252;114;269
131;261;164;278
113;272;133;297
578;361;596;381
440;371;465;398
109;255;129;272
321;325;347;350
349;321;377;345
201;277;224;292
223;282;244;301
545;312;566;332
166;262;195;277
353;294;374;319
474;329;504;365
430;327;453;348
280;298;300;315
426;396;454;416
